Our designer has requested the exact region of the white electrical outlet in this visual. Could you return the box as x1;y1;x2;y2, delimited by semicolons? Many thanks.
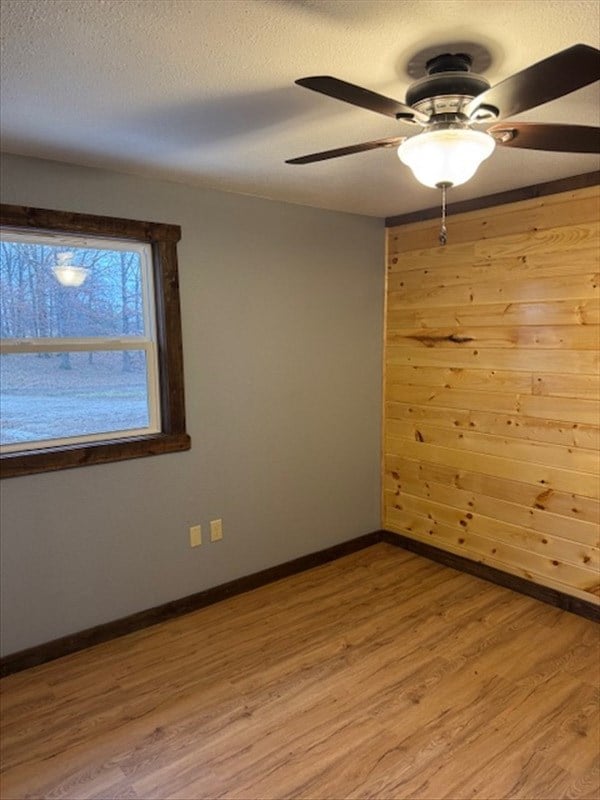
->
210;519;223;542
189;525;202;547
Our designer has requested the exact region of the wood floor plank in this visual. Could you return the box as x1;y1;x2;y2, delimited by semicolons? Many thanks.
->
1;544;598;800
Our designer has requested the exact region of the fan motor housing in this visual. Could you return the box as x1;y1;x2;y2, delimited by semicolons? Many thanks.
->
405;51;493;119
406;72;491;112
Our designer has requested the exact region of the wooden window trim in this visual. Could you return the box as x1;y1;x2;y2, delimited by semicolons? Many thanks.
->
0;204;191;478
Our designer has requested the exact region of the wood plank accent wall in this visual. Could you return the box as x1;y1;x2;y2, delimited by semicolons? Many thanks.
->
382;183;600;605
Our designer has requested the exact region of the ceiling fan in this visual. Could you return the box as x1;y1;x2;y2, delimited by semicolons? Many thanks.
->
286;43;600;239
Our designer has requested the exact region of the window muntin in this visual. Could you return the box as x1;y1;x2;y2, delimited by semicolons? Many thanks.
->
0;205;191;477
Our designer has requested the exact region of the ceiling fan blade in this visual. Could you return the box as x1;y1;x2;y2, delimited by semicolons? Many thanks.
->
286;137;406;164
465;44;600;121
295;76;429;123
490;122;600;153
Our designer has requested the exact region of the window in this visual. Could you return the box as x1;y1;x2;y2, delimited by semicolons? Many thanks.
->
0;205;190;478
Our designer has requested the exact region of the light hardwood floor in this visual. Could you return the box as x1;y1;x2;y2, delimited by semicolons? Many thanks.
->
1;543;598;800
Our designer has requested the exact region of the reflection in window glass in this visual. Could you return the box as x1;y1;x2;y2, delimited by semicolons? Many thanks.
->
0;240;145;339
0;231;160;453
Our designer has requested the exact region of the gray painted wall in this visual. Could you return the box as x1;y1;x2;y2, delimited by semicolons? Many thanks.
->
0;153;384;656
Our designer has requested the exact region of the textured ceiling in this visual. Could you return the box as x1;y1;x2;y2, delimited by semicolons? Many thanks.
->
1;0;599;217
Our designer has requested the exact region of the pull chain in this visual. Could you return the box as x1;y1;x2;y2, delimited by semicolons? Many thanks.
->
439;183;448;246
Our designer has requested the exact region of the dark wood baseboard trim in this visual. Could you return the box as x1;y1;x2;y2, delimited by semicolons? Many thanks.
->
381;530;600;623
384;170;600;228
3;528;597;677
0;531;382;678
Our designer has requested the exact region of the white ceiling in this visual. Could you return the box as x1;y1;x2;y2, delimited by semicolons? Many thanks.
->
1;0;599;218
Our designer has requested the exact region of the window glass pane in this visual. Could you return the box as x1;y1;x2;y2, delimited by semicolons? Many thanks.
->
1;351;151;447
0;239;146;338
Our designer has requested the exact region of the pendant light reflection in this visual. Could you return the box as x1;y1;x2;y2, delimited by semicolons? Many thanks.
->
398;128;496;189
52;252;89;287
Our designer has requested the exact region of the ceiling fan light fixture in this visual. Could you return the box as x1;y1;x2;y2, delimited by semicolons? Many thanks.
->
397;128;496;188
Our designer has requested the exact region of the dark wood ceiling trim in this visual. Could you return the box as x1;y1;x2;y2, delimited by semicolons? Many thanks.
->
384;170;600;228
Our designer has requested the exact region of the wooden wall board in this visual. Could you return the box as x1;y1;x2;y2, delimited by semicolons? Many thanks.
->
533;372;600;400
385;454;599;525
388;217;599;259
383;183;600;603
385;422;599;474
387;272;599;308
385;402;599;450
386;299;600;329
386;365;534;393
387;186;600;252
386;325;599;350
385;510;598;596
383;475;598;547
385;346;599;375
386;366;600;401
386;438;599;498
386;386;599;427
383;491;598;567
388;247;600;285
519;394;600;425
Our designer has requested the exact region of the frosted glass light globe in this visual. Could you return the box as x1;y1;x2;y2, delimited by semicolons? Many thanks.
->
398;128;496;188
